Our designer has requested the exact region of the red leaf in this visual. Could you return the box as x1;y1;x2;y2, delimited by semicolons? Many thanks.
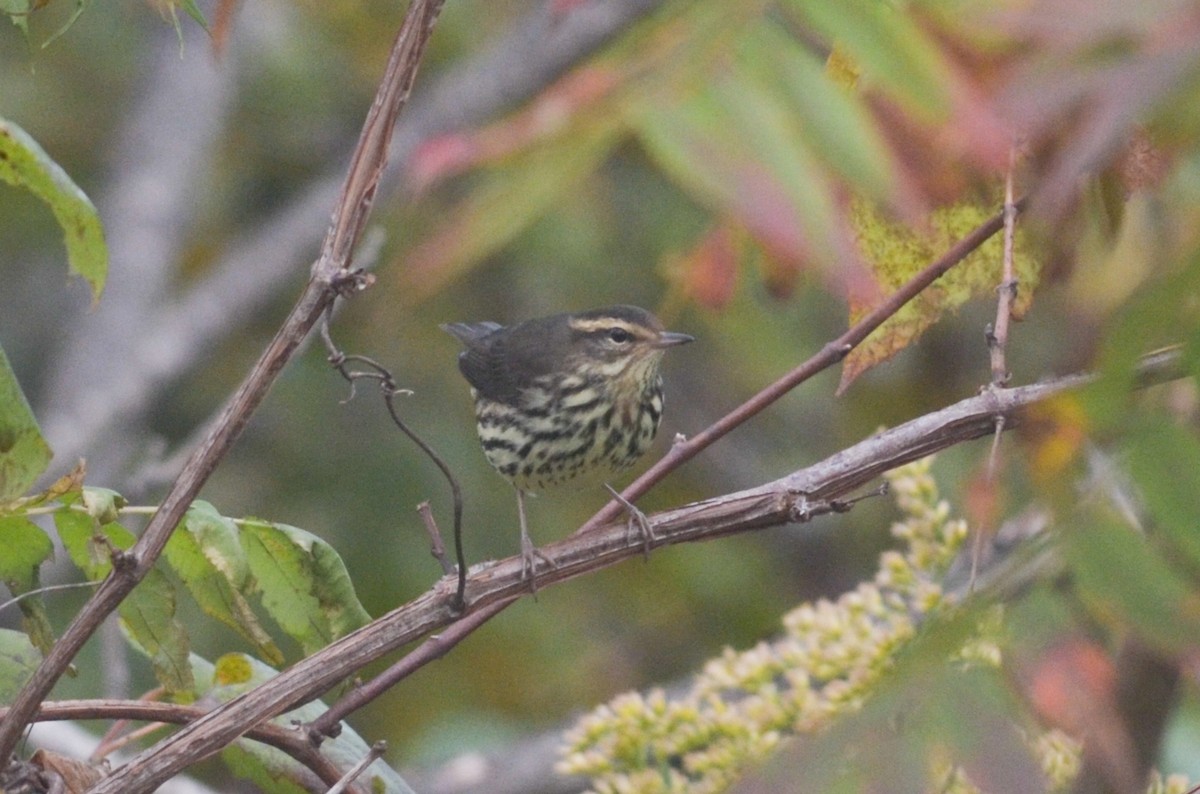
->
675;224;740;309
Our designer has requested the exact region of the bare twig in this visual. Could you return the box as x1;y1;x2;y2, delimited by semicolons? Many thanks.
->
384;390;467;609
578;196;1029;534
418;502;456;576
91;722;166;762
320;305;467;609
988;144;1021;389
0;581;102;614
0;0;446;772
976;145;1022;587
327;741;387;794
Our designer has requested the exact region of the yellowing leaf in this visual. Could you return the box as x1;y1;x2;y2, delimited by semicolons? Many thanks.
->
1017;395;1089;480
213;651;254;687
840;199;1041;390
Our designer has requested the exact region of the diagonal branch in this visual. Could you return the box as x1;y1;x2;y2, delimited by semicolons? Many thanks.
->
578;196;1030;534
0;0;447;771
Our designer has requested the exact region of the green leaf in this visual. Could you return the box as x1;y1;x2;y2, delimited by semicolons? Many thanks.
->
1084;256;1200;431
0;117;107;302
56;501;188;689
740;20;905;210
1066;514;1200;654
80;487;127;525
0;345;52;503
0;0;30;35
0;628;39;704
1121;418;1200;569
120;568;193;694
782;0;953;122
55;507;136;579
240;520;371;655
0;516;55;654
0;516;52;591
165;502;283;665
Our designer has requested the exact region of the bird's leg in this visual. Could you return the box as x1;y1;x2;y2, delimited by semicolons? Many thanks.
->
516;488;554;592
604;484;654;560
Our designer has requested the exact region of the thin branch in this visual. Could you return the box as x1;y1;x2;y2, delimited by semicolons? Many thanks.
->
975;144;1023;586
988;143;1021;388
306;598;514;742
578;196;1029;534
0;581;102;615
0;0;446;771
83;350;1190;794
418;502;456;576
2;700;360;794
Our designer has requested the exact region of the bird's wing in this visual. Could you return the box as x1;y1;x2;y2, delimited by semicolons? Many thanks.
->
441;321;519;401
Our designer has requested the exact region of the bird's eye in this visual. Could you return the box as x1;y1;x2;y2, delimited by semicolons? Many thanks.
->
607;327;632;344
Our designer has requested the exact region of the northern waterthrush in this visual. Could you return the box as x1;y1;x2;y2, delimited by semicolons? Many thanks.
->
442;305;693;585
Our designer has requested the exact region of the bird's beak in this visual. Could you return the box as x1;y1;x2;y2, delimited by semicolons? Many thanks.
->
653;331;695;349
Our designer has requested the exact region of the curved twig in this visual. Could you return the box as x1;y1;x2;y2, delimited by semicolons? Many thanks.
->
319;303;467;610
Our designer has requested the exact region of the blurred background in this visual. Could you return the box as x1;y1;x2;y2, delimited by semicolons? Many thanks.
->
4;0;1200;791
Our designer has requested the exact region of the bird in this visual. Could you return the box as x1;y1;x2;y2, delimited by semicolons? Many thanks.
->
442;305;693;588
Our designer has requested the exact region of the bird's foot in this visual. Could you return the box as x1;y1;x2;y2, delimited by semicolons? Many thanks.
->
605;484;655;560
519;534;556;594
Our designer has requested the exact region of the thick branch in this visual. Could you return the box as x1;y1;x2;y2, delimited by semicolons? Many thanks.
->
86;364;1119;792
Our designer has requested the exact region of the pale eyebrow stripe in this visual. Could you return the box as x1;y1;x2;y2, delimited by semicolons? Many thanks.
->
568;318;653;340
